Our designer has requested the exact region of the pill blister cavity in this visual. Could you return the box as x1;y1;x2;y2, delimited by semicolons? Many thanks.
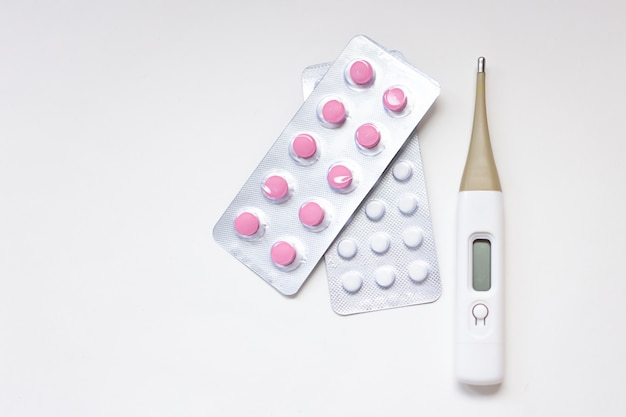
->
408;260;429;282
341;271;363;293
262;174;292;203
365;200;385;221
383;86;409;115
299;201;324;227
375;266;396;288
318;98;347;128
398;193;418;215
402;227;424;248
299;200;330;231
337;239;358;259
290;133;319;165
392;161;413;182
327;163;356;193
355;123;383;155
234;210;265;240
370;232;391;254
347;59;375;87
271;240;301;271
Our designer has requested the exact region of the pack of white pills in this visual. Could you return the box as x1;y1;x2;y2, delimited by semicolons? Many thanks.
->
213;35;440;295
303;61;442;315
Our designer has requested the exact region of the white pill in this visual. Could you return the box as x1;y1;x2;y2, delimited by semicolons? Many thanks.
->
365;200;386;221
370;232;391;254
341;271;363;293
393;161;413;181
402;227;424;248
408;260;429;282
398;193;418;215
375;266;396;288
337;239;358;259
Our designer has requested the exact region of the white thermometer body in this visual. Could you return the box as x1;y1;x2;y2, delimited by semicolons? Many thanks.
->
456;191;504;385
455;57;504;385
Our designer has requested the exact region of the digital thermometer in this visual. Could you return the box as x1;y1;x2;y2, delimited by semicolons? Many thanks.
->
455;57;504;385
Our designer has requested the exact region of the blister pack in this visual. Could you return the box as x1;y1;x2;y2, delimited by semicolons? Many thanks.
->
213;35;440;295
302;61;442;315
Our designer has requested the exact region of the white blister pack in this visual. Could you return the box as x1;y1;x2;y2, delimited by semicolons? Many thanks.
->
213;35;440;295
303;60;442;315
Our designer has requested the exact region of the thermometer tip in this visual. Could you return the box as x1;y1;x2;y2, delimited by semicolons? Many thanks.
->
478;57;485;73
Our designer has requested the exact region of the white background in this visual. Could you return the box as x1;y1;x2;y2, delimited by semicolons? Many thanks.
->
1;1;625;416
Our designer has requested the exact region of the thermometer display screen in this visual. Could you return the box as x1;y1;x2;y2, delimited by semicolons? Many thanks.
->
472;239;491;291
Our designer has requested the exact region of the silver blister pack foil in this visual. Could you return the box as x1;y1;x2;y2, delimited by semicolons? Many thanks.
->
213;35;440;295
303;59;442;314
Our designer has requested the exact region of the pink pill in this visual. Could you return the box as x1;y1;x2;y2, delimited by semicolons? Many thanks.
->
327;164;353;190
262;175;289;201
299;201;325;227
234;211;259;237
292;134;317;159
355;123;381;149
271;241;297;267
383;87;408;112
349;60;374;85
321;99;347;126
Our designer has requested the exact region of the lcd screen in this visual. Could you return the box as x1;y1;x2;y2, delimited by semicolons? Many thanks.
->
472;239;491;291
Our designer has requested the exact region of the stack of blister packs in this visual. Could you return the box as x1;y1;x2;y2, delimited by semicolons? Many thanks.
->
213;35;442;315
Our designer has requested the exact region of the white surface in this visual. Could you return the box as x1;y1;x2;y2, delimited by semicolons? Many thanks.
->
1;1;626;416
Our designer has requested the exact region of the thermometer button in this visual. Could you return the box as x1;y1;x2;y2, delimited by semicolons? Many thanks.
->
472;303;489;325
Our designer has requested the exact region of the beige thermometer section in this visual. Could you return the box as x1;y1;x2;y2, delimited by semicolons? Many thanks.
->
460;57;501;192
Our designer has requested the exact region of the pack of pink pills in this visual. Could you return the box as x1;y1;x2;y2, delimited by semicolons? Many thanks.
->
213;35;440;295
302;61;441;314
